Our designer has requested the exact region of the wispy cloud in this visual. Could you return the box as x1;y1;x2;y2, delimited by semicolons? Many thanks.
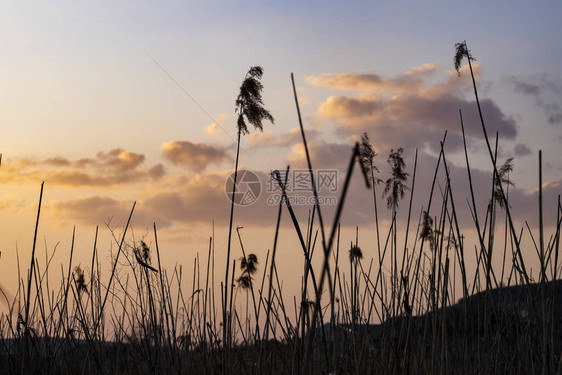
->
506;75;562;125
246;128;319;149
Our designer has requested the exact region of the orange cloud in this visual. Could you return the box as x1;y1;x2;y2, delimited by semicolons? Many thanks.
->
307;64;439;94
317;96;381;118
41;149;562;236
161;141;232;172
310;64;515;154
97;149;145;172
205;114;228;137
46;170;278;229
307;73;385;90
0;149;165;187
44;157;72;167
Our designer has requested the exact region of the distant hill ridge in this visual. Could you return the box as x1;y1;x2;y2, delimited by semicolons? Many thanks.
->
317;279;562;370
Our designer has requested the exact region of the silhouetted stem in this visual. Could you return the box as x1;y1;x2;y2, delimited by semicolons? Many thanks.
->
223;128;241;370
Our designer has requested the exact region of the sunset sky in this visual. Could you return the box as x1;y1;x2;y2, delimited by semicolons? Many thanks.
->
1;1;561;299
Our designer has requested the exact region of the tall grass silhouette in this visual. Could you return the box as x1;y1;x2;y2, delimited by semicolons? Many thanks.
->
0;42;560;374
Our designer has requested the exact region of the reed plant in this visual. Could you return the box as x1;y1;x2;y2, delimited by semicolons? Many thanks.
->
0;43;560;374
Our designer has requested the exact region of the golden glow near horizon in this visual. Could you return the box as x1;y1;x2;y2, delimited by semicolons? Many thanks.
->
0;1;561;313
